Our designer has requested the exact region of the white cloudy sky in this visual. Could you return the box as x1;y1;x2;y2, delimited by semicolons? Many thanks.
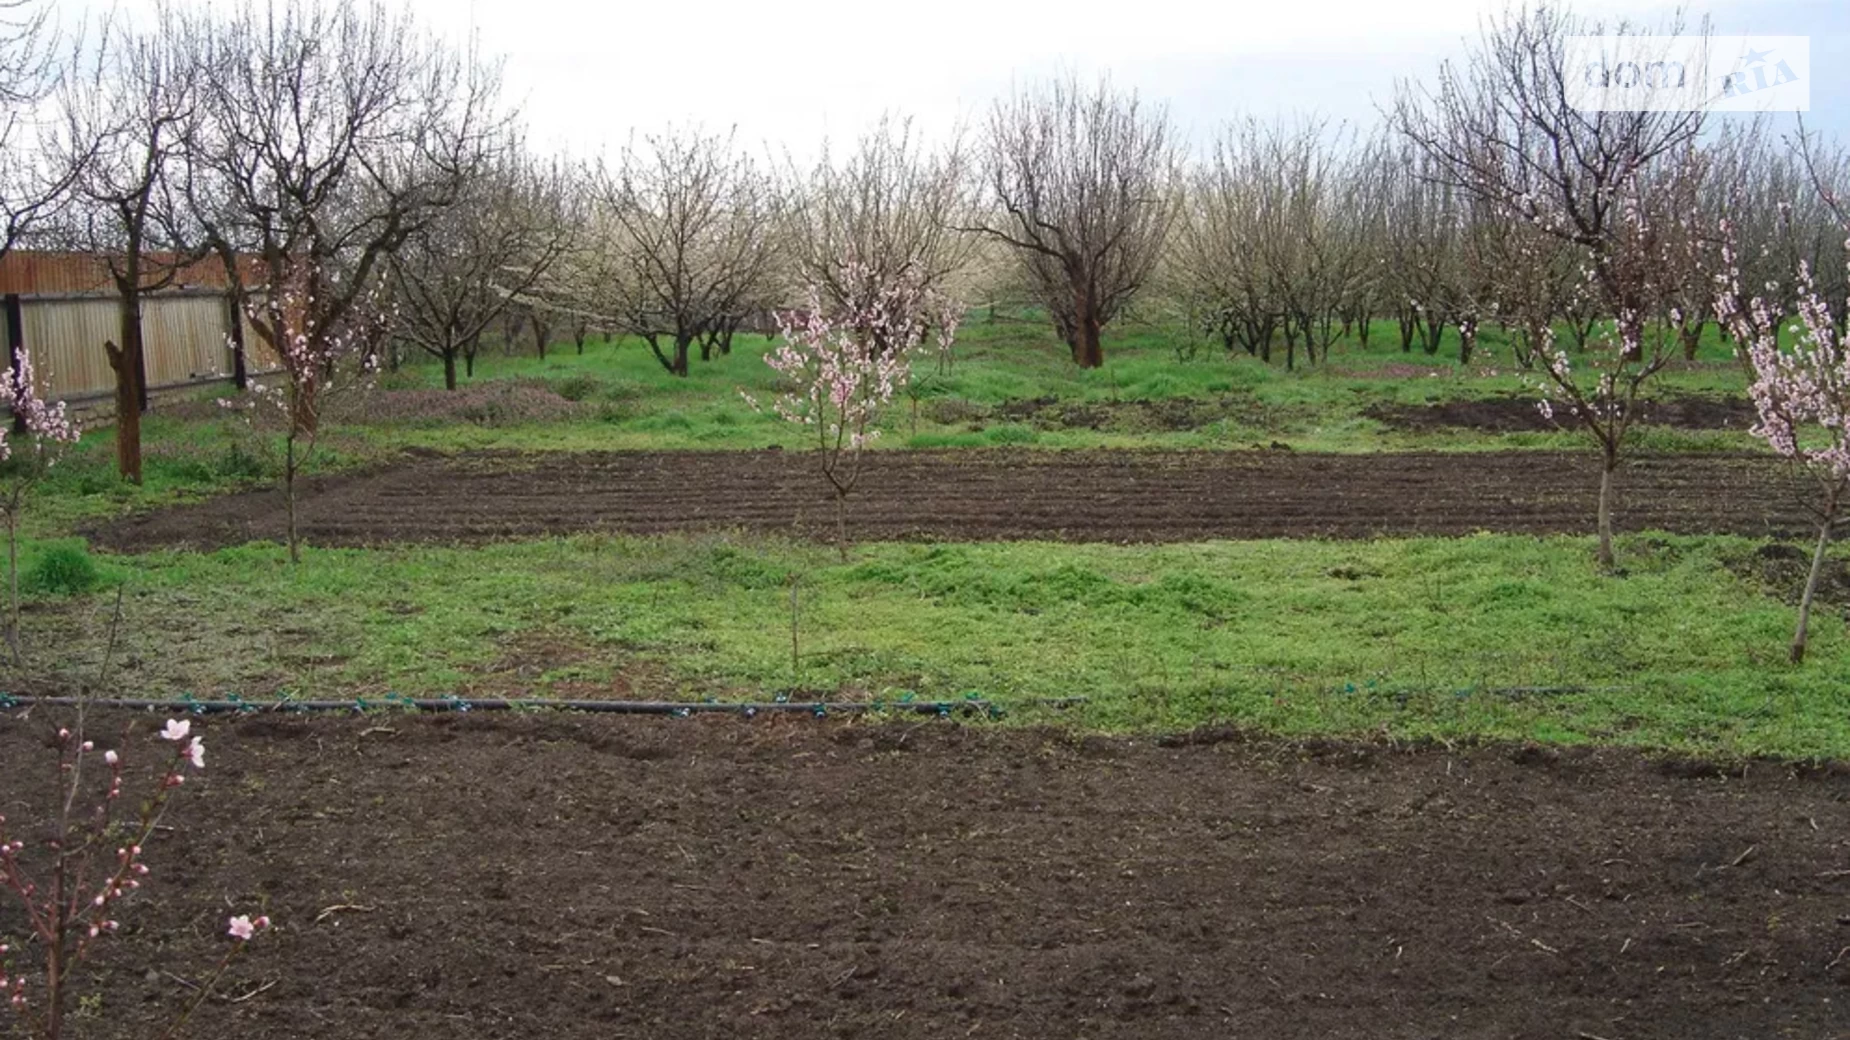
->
71;0;1850;156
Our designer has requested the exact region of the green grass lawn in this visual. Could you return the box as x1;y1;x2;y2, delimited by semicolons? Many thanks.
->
351;315;1759;456
14;529;1848;760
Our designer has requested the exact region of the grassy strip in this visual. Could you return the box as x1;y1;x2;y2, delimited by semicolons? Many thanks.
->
14;530;1846;759
368;320;1760;454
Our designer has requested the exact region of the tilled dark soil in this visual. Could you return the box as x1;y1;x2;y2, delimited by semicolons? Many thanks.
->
89;449;1814;553
1366;395;1760;433
2;712;1846;1039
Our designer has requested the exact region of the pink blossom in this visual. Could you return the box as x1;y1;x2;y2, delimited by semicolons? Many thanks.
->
161;719;191;742
104;750;118;766
227;915;257;941
0;350;78;465
1717;224;1850;484
186;737;205;770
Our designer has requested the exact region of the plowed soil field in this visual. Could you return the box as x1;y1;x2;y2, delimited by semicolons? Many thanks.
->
5;712;1846;1040
92;449;1812;552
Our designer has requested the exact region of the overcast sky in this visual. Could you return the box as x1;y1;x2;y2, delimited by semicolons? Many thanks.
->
73;0;1850;158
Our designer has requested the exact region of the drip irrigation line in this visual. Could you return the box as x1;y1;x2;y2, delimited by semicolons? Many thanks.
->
0;693;1089;720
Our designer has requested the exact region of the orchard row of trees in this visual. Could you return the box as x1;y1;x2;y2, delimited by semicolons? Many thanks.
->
28;1;1841;403
8;0;1850;589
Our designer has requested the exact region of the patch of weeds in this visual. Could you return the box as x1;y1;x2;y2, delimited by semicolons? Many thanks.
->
24;544;101;597
549;374;602;402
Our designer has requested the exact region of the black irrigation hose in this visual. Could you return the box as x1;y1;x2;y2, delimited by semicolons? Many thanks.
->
0;694;1089;719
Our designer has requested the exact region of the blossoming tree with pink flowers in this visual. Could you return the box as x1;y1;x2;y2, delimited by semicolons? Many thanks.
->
1520;167;1711;573
223;258;390;564
757;262;962;557
0;350;79;663
0;718;270;1039
1716;219;1850;663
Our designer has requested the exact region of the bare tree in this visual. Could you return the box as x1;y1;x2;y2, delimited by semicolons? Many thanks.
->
0;1;71;256
966;76;1178;368
1371;141;1476;357
389;143;577;389
575;127;778;377
783;115;974;350
1170;130;1278;362
58;4;208;484
188;0;506;406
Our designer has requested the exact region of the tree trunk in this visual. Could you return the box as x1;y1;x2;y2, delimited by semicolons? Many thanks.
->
1792;508;1838;664
1071;283;1104;369
285;435;301;566
226;291;249;390
5;294;25;437
1570;316;1596;351
1596;454;1617;572
1075;317;1103;369
1680;322;1703;362
502;311;524;356
110;281;148;485
443;350;458;391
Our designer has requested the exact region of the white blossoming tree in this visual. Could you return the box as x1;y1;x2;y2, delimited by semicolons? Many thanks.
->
757;261;962;558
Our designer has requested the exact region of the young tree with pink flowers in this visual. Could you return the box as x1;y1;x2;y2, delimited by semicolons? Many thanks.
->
0;350;79;664
1717;215;1850;663
1393;4;1722;571
1;717;270;1040
1524;161;1711;572
221;259;390;564
758;262;962;557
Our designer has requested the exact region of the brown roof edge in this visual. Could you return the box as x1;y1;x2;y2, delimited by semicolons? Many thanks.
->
0;250;266;297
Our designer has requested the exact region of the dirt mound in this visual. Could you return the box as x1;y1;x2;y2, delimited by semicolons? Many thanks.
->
1367;395;1759;433
4;711;1846;1040
1725;540;1850;609
87;449;1810;553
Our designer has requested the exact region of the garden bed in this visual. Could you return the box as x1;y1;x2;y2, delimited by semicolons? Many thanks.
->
3;710;1845;1039
87;448;1811;553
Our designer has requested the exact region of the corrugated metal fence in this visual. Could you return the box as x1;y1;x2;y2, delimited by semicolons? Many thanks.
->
7;289;277;411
